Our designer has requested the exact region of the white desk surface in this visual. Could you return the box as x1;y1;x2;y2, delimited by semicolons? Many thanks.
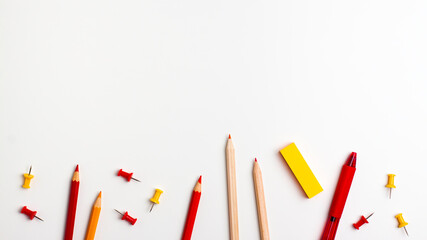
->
1;0;427;239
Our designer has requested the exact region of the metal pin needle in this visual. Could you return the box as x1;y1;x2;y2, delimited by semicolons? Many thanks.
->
114;209;123;216
404;226;409;236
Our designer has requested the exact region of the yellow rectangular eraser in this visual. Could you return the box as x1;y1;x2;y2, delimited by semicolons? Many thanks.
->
280;143;323;198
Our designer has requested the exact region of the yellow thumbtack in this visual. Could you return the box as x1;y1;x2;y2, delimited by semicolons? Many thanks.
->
149;188;163;212
395;213;409;236
386;174;396;199
22;166;34;189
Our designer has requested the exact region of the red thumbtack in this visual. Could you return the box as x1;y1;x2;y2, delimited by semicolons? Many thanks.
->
21;206;44;221
117;169;141;182
353;213;374;230
114;209;137;225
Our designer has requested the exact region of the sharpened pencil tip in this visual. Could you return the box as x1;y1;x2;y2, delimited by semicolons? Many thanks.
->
255;158;257;162
75;165;79;172
98;191;102;198
198;175;202;183
228;134;231;139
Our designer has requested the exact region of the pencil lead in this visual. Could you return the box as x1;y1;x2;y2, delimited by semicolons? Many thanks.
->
198;176;202;183
228;134;231;139
98;191;102;197
255;158;257;162
75;165;79;172
346;152;357;167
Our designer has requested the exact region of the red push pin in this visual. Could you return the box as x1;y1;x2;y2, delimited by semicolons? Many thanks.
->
114;209;137;225
21;206;44;221
117;169;141;182
353;213;374;230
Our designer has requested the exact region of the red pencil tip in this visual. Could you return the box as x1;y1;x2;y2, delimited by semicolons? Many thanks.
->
75;165;79;172
255;158;257;162
198;176;202;183
346;152;357;167
228;134;231;139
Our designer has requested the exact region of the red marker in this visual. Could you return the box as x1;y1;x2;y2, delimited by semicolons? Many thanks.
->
320;152;357;240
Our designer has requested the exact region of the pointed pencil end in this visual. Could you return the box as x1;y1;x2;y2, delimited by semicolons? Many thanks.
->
346;152;357;167
98;191;102;198
255;158;257;162
228;134;231;139
75;165;79;172
198;175;202;183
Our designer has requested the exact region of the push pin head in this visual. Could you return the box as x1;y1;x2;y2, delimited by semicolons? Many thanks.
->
395;213;409;236
114;209;137;225
117;169;141;182
21;206;43;221
22;166;34;189
149;188;163;212
386;174;396;199
353;213;374;230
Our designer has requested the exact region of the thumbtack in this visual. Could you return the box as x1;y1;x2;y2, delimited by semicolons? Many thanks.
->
149;188;163;212
114;209;137;225
395;213;409;236
22;166;34;189
386;174;396;199
117;169;141;182
21;206;44;221
353;212;374;230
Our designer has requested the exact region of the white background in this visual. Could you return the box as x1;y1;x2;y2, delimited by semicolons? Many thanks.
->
1;0;427;239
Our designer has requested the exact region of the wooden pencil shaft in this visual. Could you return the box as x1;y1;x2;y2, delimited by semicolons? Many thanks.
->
226;138;239;240
253;161;270;240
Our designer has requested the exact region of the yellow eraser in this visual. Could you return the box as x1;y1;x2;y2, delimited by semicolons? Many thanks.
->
280;143;323;198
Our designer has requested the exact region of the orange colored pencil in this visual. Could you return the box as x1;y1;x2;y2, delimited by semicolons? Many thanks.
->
85;191;102;240
65;165;80;240
182;176;202;240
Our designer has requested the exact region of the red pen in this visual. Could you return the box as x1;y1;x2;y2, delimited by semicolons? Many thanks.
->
320;152;357;240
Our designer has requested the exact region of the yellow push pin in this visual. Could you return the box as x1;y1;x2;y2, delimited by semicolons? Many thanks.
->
149;188;163;212
395;213;409;236
386;174;396;199
22;166;34;189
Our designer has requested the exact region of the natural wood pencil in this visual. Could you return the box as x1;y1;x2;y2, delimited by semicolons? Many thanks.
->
253;159;270;240
64;165;80;240
85;191;102;240
226;135;239;240
182;176;202;240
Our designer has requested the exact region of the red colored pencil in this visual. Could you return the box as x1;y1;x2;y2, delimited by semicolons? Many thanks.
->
64;165;80;240
182;176;202;240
